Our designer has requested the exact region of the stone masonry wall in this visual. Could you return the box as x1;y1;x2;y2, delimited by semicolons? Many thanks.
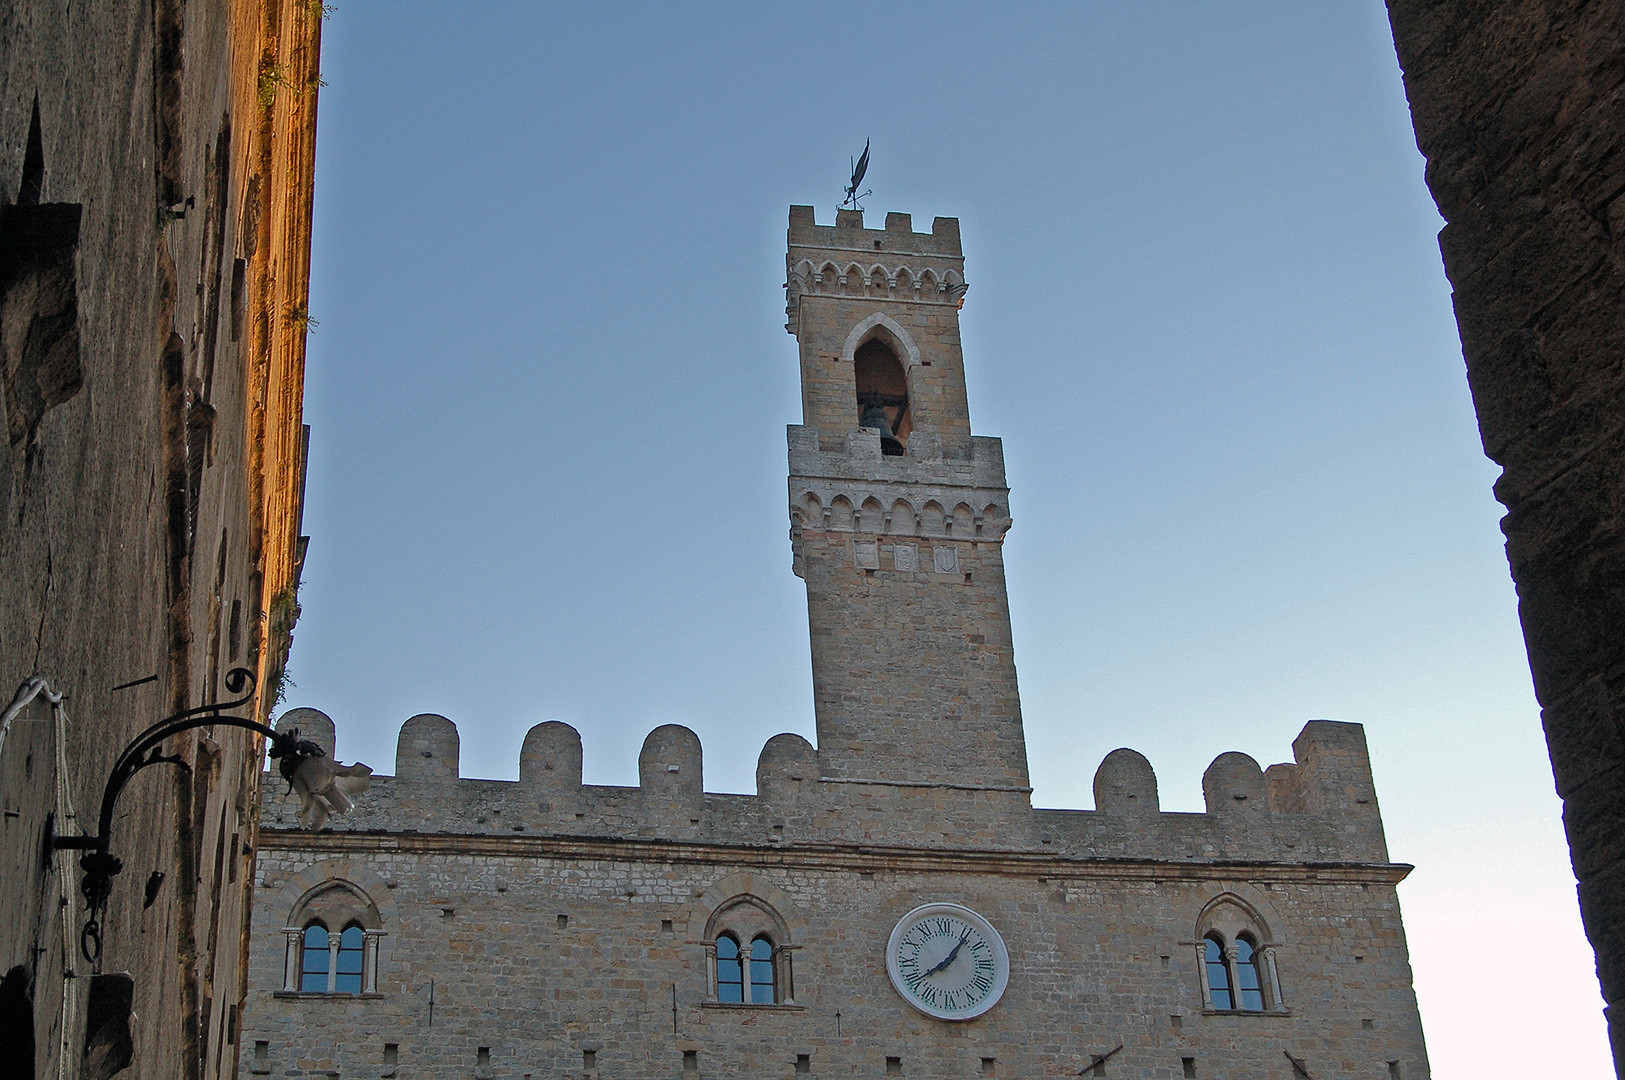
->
0;3;320;1076
241;716;1424;1079
788;427;1025;792
1385;3;1625;1070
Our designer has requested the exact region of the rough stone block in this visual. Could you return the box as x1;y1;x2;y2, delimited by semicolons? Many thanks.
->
520;720;583;789
396;714;460;780
1093;748;1159;816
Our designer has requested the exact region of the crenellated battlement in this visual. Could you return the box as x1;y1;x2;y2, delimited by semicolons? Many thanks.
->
788;205;965;259
264;711;1391;865
785;207;968;335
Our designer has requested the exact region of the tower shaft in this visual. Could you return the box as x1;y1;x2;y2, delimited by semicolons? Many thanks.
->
785;207;1029;793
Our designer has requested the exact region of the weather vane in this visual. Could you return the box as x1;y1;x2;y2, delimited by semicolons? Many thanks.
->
841;139;871;211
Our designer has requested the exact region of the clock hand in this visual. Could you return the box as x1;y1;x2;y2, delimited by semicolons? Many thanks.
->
922;928;972;978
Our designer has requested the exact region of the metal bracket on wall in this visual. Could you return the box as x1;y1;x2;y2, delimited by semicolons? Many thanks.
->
52;666;327;965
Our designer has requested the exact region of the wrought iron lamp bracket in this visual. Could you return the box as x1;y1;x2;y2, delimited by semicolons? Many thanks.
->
53;666;325;965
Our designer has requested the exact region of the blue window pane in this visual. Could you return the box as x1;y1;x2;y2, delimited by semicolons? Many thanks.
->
301;925;330;991
749;938;775;1004
716;936;743;1002
1205;937;1232;1010
1236;938;1265;1010
335;926;365;994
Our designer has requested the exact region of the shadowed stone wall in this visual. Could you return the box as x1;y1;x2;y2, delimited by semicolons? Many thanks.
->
1385;4;1625;1071
0;3;321;1076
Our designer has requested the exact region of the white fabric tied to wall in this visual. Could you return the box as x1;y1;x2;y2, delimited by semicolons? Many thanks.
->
288;755;373;829
0;674;62;758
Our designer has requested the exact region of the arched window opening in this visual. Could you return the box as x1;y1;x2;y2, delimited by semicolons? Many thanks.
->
716;935;744;1003
1203;935;1233;1010
749;937;776;1004
854;337;910;455
706;887;795;1006
335;926;366;994
1235;935;1266;1011
300;924;330;992
1194;892;1285;1014
282;871;388;995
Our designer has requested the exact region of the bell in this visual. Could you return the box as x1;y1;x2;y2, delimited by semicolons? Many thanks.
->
860;403;905;455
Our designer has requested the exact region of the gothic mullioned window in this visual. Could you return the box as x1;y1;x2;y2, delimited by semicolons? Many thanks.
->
281;878;385;995
714;933;779;1004
1193;894;1285;1014
1197;930;1280;1013
706;892;794;1006
298;923;365;993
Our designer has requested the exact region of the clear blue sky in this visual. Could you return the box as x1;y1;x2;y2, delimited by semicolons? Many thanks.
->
288;4;1608;1074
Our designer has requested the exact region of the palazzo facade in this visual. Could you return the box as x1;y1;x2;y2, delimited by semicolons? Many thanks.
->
240;207;1430;1079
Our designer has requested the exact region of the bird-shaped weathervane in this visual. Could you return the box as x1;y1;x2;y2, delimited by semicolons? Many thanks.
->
841;139;871;211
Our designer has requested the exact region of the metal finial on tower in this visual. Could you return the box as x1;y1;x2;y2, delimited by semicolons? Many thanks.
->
841;139;871;211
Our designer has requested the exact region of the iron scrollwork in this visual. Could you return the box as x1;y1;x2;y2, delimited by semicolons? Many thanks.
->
55;666;328;964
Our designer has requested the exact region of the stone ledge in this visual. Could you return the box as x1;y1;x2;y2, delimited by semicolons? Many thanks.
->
698;1002;808;1013
255;828;1413;884
271;991;385;1001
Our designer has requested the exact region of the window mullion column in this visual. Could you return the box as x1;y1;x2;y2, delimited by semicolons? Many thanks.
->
1223;945;1241;1011
282;928;301;992
327;935;341;993
1261;945;1285;1011
1192;944;1213;1010
363;930;385;994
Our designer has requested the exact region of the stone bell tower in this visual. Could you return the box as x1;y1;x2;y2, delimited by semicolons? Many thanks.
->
785;206;1029;795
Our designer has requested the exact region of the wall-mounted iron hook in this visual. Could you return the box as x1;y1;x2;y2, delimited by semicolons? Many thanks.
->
53;666;331;965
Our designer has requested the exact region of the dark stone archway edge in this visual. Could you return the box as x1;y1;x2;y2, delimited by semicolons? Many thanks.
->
1385;3;1625;1073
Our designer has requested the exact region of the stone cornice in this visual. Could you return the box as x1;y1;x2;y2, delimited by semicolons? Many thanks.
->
256;828;1413;885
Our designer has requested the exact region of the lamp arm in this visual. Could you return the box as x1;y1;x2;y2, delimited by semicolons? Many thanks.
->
53;666;320;964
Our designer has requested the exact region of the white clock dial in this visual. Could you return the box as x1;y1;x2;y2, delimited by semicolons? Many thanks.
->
886;903;1009;1020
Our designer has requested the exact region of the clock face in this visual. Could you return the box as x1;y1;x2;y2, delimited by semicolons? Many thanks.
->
886;903;1010;1020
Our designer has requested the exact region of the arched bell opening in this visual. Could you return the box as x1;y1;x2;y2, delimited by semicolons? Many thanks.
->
854;336;910;456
